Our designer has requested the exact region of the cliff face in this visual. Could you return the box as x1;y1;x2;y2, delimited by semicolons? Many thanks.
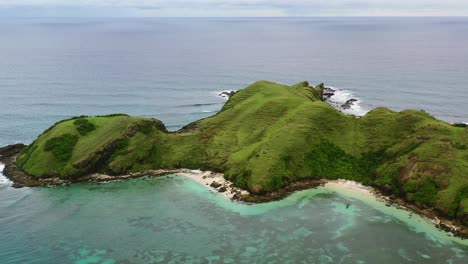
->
12;80;468;223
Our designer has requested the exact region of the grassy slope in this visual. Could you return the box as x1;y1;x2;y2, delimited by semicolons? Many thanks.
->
18;81;468;222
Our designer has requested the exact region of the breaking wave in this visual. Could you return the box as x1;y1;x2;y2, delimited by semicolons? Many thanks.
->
325;86;369;117
0;162;12;187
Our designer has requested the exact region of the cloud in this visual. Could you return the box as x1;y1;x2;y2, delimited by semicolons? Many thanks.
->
0;0;467;17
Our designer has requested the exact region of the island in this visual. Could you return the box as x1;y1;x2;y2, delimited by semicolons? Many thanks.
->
1;80;467;237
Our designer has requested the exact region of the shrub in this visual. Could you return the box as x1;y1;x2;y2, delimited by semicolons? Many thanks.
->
73;118;96;135
452;123;467;128
96;113;129;118
109;138;130;162
405;179;439;206
454;142;467;150
305;141;360;180
139;120;154;135
44;134;79;162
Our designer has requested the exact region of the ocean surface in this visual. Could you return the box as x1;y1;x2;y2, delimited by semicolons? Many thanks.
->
1;17;468;263
1;17;468;146
0;174;467;264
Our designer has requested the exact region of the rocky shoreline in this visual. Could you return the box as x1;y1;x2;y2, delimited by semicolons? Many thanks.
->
1;143;466;239
371;189;468;239
320;85;364;116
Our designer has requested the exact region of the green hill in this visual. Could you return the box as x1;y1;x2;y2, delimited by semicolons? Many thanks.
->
17;81;468;223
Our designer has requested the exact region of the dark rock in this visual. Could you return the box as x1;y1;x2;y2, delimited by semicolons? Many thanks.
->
320;86;336;100
232;193;241;200
382;184;393;194
72;138;122;174
218;186;227;193
12;182;25;188
177;121;199;133
341;99;358;110
210;181;222;188
219;91;236;98
316;83;325;100
0;144;26;158
324;87;336;93
1;153;42;188
241;179;327;203
452;123;467;128
316;83;325;90
122;124;140;138
149;118;168;133
417;135;432;140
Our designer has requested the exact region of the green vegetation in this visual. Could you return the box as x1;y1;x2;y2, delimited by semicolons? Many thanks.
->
73;118;96;135
17;80;468;222
43;134;79;162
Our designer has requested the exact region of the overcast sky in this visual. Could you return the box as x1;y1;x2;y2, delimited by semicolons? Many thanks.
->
1;0;468;17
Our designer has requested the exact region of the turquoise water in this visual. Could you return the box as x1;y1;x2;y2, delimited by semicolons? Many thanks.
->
0;174;467;263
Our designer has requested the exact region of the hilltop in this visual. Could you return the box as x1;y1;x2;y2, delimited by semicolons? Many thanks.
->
3;80;468;230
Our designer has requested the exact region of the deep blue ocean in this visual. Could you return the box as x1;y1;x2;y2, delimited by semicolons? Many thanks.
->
0;17;467;146
1;18;468;263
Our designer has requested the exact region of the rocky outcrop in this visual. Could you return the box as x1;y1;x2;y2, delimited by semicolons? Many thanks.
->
452;123;467;128
0;144;38;188
240;179;327;203
322;86;336;100
341;99;358;110
210;181;222;188
0;144;26;159
72;138;123;175
142;118;168;133
219;91;236;98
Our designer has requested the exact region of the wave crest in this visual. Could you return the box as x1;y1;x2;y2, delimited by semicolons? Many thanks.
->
0;162;12;187
325;86;369;117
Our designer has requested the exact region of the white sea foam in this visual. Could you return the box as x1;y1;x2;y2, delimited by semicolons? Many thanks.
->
0;162;12;187
190;110;217;114
325;86;369;117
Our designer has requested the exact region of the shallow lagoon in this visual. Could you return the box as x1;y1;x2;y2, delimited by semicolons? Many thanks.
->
0;173;467;264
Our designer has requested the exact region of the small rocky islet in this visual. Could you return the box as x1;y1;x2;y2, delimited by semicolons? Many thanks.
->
1;80;467;237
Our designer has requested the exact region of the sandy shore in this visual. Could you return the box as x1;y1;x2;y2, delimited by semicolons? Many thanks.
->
324;179;466;238
325;180;440;221
177;169;249;199
325;179;373;195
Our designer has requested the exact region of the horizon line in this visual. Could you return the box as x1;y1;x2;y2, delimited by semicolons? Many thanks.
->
1;15;468;19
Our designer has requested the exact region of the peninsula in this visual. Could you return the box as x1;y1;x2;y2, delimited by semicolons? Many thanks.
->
1;81;467;236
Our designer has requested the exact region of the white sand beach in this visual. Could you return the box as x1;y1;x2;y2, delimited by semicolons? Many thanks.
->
177;169;249;199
